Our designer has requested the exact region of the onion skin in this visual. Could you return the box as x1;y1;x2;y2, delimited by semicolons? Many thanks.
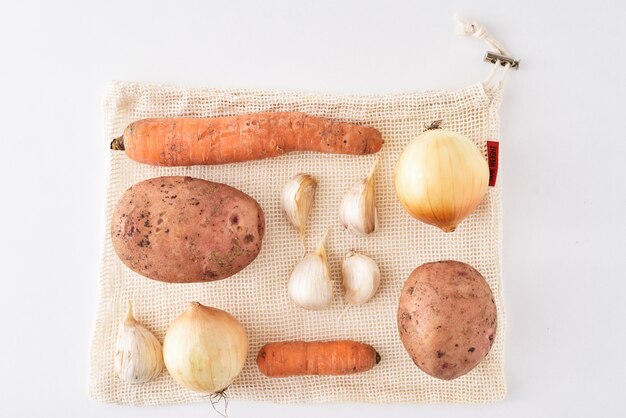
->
163;302;248;393
394;129;489;232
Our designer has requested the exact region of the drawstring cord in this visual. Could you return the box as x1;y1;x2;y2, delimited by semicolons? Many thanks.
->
453;15;517;90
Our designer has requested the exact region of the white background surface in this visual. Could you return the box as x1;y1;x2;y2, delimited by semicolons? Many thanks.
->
1;0;625;417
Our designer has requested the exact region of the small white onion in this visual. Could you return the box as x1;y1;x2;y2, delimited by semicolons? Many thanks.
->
163;302;248;393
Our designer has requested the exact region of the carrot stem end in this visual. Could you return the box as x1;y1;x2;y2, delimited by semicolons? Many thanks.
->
110;136;125;150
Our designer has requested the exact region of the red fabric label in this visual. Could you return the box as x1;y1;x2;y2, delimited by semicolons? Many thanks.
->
487;141;499;187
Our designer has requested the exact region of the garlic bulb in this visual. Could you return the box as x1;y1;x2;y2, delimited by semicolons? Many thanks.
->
114;303;164;384
288;232;332;310
339;159;378;236
342;251;381;305
282;173;317;250
394;125;489;232
163;302;248;393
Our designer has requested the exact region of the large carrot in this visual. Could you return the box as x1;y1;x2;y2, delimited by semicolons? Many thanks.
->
111;112;383;166
257;340;380;377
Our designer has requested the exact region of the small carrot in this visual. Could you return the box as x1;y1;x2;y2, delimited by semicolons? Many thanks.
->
110;112;384;166
257;340;380;377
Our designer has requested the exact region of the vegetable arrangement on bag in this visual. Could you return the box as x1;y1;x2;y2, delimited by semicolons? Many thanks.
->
109;110;497;393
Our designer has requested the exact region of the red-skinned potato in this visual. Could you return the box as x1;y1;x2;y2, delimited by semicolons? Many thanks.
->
397;260;496;380
111;176;265;283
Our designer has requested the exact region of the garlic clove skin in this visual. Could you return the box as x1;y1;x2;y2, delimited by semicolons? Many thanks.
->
114;303;164;384
288;233;332;310
342;252;381;305
281;174;317;250
339;160;378;236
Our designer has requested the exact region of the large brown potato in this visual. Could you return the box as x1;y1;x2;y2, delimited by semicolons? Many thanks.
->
111;176;265;283
397;261;496;380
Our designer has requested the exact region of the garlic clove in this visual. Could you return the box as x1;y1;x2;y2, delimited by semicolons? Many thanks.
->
339;159;378;236
281;174;318;251
288;231;332;310
114;302;164;384
342;251;381;305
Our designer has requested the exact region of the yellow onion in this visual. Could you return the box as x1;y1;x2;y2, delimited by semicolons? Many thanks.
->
163;302;248;393
394;125;489;232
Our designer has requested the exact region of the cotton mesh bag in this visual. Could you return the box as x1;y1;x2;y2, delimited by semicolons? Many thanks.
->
90;17;516;404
